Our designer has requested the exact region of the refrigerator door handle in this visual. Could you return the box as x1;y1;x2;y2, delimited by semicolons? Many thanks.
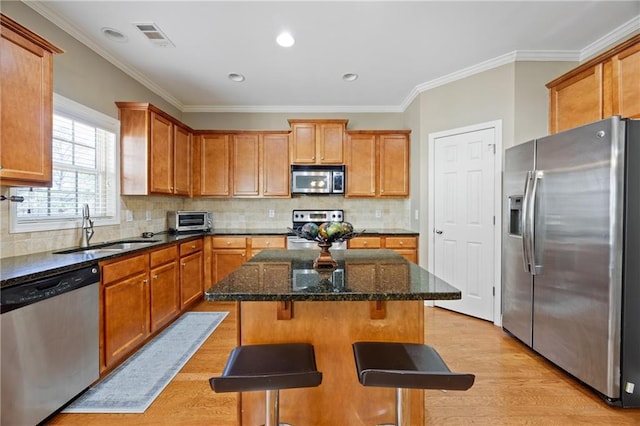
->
528;170;544;275
521;171;533;273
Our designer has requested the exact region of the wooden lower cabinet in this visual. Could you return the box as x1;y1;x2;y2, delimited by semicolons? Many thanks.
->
101;253;150;372
349;235;418;263
150;245;180;332
210;235;286;284
101;238;204;374
180;239;204;308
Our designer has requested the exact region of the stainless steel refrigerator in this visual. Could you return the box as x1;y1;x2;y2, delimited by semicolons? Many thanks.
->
502;116;640;407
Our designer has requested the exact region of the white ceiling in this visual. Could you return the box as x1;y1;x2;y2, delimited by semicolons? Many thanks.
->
26;1;640;113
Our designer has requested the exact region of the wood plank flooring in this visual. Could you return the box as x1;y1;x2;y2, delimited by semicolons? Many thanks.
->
48;300;640;425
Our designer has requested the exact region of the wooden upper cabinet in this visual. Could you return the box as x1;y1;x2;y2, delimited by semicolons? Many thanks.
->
345;131;410;198
0;14;63;187
345;133;377;197
610;41;640;119
289;119;347;164
209;131;289;198
233;134;260;196
150;112;173;194
548;65;603;134
262;133;290;197
193;133;231;197
117;102;192;196
379;133;410;197
173;124;192;196
548;34;640;133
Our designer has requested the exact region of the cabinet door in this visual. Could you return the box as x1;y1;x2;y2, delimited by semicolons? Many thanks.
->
195;134;231;196
212;250;247;283
379;134;409;197
549;65;603;133
233;134;260;196
290;122;317;164
150;112;174;194
318;122;344;164
263;133;290;197
150;261;179;332
173;125;191;196
103;272;149;369
345;134;376;197
0;25;55;186
181;251;203;308
611;42;640;119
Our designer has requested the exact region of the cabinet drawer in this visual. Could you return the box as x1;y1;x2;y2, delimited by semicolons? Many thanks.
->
150;244;178;268
212;236;247;249
102;253;148;284
251;236;286;249
384;237;417;249
349;237;381;249
180;238;203;256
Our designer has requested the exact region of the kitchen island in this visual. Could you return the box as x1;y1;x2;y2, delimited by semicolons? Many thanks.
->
205;249;461;426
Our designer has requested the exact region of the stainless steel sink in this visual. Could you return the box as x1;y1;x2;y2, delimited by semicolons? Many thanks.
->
54;239;160;254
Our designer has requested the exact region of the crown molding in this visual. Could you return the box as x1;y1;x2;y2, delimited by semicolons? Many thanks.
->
23;0;185;111
580;14;640;61
181;104;404;113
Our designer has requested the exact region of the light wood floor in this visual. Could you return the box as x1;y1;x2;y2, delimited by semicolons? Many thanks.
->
48;300;640;425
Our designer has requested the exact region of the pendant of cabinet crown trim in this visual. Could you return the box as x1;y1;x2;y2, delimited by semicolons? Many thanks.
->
0;14;63;187
547;33;640;134
345;131;410;198
117;102;192;196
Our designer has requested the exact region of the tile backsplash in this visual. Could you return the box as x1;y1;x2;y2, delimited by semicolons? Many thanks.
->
0;192;411;258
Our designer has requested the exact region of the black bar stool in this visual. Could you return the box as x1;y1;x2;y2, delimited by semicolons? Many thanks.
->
352;341;475;426
210;343;322;426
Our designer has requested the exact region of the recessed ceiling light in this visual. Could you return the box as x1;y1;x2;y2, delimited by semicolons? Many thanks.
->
342;73;358;82
102;27;128;42
228;73;245;82
276;32;295;48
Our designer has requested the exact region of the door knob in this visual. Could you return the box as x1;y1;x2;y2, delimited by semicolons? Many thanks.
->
435;229;443;234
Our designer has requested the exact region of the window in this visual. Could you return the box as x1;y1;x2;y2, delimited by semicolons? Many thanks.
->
10;94;120;233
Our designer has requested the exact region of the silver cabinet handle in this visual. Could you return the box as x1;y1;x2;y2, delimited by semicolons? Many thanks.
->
435;229;443;234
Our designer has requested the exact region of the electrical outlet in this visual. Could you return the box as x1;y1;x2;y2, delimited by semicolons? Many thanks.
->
268;209;275;218
125;210;133;222
375;209;382;218
146;210;152;221
414;209;419;220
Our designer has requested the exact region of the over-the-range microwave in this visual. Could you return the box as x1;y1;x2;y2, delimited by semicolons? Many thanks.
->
167;211;213;233
291;165;345;195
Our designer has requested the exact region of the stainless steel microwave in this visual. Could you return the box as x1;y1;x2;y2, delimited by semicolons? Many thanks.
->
167;211;212;233
291;165;345;194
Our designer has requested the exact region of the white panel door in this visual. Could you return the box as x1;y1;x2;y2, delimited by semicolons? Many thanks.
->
433;127;496;321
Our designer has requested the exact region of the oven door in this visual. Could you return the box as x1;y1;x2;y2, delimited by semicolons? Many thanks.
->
287;236;346;250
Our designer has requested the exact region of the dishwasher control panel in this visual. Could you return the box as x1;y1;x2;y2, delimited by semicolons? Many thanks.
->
1;266;99;313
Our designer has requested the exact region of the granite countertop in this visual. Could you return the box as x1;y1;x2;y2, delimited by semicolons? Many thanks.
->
0;228;418;288
205;249;459;302
0;233;203;288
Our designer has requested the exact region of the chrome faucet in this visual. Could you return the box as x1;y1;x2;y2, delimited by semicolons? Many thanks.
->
80;203;94;247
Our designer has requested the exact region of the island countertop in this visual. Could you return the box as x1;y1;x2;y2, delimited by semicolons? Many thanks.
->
205;249;460;302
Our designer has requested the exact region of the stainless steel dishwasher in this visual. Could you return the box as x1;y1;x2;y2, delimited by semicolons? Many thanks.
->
1;265;100;426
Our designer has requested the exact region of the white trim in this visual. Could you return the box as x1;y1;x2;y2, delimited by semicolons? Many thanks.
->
427;120;503;326
9;94;121;234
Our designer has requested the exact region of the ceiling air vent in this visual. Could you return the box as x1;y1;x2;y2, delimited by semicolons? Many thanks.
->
133;22;175;48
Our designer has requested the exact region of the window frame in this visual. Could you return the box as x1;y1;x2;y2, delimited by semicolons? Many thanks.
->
10;94;121;234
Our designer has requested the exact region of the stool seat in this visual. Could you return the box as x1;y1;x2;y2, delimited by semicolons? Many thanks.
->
210;343;322;426
210;343;322;392
352;341;474;391
352;341;474;426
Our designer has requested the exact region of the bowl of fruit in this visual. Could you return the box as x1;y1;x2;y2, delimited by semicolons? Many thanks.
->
288;221;363;269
